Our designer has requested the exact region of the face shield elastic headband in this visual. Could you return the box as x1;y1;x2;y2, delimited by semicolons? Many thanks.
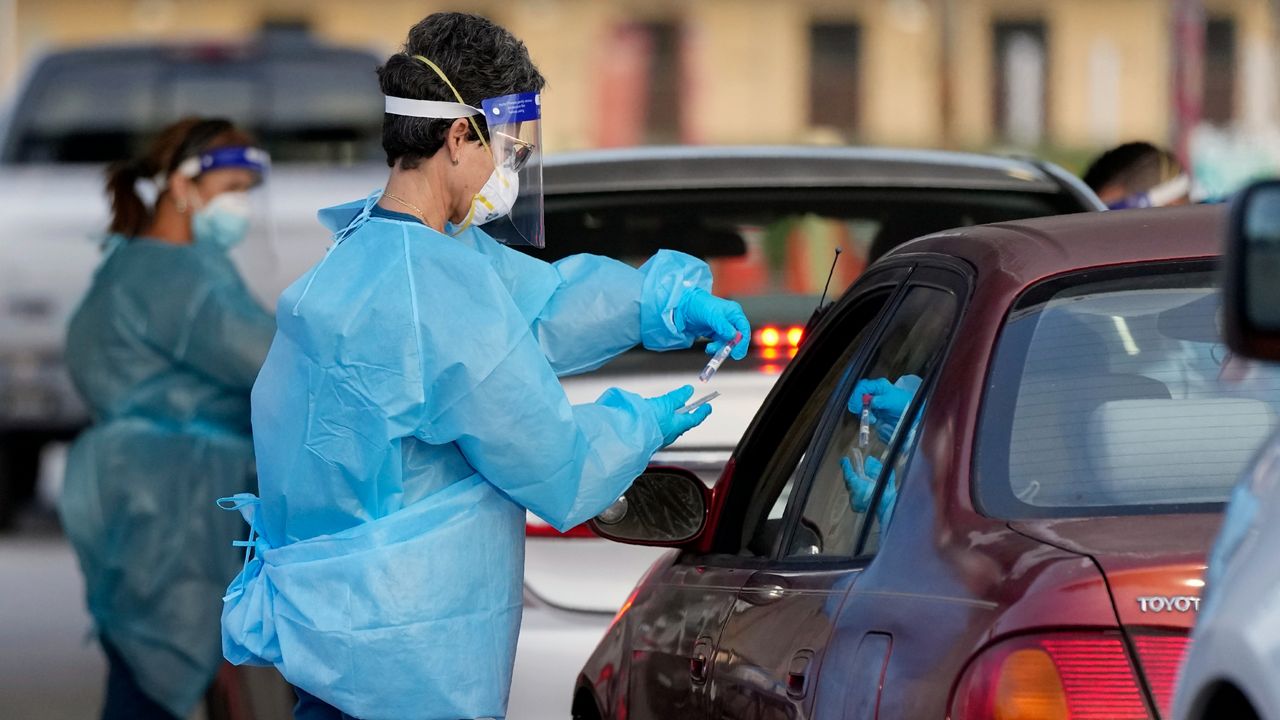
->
383;95;534;172
172;146;271;184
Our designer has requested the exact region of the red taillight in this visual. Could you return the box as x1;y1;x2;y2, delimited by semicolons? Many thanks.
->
1131;634;1190;717
525;519;596;538
951;633;1151;720
754;325;805;351
758;326;782;348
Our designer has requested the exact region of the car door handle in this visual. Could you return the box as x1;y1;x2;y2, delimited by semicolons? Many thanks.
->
690;651;709;683
787;649;815;700
690;636;714;684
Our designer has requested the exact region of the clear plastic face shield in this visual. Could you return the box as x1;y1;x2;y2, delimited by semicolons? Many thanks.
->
475;92;543;248
173;145;280;306
383;55;545;248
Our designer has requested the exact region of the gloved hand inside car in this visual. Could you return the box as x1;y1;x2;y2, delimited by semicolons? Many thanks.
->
645;384;713;447
840;454;898;527
848;375;922;442
675;288;751;360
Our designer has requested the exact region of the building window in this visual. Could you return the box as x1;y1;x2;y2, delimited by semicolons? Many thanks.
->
809;22;861;141
643;21;683;144
993;21;1048;146
1203;17;1237;125
595;21;685;147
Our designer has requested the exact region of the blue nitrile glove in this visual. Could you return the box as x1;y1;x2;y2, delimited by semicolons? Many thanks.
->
645;385;714;447
840;455;898;527
675;288;751;360
848;375;922;443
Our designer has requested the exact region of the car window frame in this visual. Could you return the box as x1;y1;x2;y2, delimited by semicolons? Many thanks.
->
685;262;916;568
775;263;972;565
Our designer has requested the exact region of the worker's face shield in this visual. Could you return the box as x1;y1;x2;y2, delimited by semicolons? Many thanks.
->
174;146;272;242
174;146;281;306
383;55;546;247
476;92;544;248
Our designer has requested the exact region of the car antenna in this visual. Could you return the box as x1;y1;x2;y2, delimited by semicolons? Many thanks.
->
801;247;843;343
817;247;842;310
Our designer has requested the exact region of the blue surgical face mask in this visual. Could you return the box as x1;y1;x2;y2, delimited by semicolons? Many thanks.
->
192;191;252;251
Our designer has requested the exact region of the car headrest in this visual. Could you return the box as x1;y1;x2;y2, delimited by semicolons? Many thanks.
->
1083;398;1276;505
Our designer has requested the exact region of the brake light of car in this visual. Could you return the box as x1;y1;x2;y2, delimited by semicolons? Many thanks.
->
759;326;782;348
1129;634;1190;717
525;518;596;539
950;632;1151;720
755;325;805;350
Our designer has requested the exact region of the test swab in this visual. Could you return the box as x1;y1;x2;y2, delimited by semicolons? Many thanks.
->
676;391;720;415
699;332;743;383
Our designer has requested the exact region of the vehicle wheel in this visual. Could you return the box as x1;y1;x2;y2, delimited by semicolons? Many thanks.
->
0;432;44;531
571;688;603;720
1198;683;1260;720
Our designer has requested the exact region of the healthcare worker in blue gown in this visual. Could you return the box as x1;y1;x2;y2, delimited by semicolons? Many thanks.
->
59;118;276;719
218;13;751;720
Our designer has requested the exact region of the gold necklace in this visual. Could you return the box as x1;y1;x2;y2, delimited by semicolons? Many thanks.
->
382;192;428;223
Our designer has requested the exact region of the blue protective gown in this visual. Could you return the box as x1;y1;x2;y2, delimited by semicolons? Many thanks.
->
59;236;275;717
220;191;714;720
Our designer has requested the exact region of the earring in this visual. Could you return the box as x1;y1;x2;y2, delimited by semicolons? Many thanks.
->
175;196;187;213
451;157;460;166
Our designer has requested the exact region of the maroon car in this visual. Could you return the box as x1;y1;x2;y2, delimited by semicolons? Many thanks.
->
574;205;1255;719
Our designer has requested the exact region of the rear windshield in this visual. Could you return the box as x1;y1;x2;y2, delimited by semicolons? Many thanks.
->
978;264;1280;518
4;48;383;164
521;187;1066;374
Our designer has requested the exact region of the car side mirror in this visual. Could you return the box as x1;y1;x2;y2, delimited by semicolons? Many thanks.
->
589;467;708;546
1225;179;1280;360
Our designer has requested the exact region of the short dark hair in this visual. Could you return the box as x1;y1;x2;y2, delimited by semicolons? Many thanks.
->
377;13;546;169
1081;141;1182;196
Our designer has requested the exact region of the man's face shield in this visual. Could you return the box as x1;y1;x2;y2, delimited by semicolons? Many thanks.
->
478;92;544;248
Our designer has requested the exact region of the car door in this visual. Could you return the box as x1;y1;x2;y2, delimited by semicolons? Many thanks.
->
707;268;968;720
620;266;909;720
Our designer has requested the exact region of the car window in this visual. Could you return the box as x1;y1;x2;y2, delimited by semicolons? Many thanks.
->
978;265;1280;517
534;189;1058;325
7;52;383;164
733;288;896;558
786;284;958;558
534;188;1062;388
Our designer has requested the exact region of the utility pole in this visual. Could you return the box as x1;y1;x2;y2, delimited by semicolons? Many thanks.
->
938;0;955;149
1170;0;1205;168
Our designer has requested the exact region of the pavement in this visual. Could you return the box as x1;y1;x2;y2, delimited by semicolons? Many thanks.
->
0;525;105;720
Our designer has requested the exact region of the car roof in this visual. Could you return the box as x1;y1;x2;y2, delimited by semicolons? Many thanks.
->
27;31;376;65
542;145;1069;195
894;204;1225;286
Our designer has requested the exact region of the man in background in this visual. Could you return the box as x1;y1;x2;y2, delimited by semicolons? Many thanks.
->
1082;141;1192;210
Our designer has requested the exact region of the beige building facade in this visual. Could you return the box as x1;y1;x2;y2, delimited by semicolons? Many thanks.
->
1;0;1276;154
